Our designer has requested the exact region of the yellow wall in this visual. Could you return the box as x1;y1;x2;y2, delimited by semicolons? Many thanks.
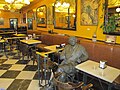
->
0;10;21;28
18;0;120;44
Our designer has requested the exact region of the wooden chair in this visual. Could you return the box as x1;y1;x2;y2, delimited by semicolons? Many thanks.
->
53;72;93;90
35;54;55;85
17;42;30;60
54;79;83;90
81;83;93;90
30;47;38;65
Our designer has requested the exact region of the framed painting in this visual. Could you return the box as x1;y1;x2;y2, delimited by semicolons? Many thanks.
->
0;18;4;25
81;0;99;25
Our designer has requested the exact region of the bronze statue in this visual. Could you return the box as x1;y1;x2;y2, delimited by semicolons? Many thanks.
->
42;36;88;90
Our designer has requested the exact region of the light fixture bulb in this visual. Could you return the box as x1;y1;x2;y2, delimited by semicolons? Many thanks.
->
116;7;120;12
18;0;22;2
6;0;14;3
57;2;61;7
24;0;30;5
73;14;75;17
62;2;66;7
5;0;31;11
66;3;70;8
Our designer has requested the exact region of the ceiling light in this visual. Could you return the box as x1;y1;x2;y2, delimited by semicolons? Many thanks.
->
24;0;30;5
4;0;30;11
5;0;14;4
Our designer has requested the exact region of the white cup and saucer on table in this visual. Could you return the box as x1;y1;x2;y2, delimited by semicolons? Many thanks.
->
28;35;32;40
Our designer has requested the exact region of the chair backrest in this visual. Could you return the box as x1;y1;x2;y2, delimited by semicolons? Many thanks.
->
16;39;21;50
53;79;81;90
0;43;3;50
53;72;93;90
18;43;29;56
31;48;37;59
81;83;93;90
53;73;84;90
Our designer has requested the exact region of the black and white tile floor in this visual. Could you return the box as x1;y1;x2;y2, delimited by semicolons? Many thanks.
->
1;46;119;90
0;50;51;90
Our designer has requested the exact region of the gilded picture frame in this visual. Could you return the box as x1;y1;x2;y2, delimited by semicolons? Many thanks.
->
81;0;99;25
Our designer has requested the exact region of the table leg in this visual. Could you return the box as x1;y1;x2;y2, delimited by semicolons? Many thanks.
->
108;84;112;90
83;72;113;90
58;53;60;64
83;73;87;85
37;54;41;87
3;42;8;59
44;57;47;85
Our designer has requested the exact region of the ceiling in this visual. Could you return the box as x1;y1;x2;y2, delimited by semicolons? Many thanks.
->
0;0;35;11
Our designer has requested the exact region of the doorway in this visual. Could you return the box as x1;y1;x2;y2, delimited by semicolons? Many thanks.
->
27;18;33;30
9;18;18;31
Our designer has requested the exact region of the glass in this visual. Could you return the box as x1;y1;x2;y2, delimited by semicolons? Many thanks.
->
36;5;47;28
9;18;18;31
99;69;105;77
54;0;77;30
27;10;34;30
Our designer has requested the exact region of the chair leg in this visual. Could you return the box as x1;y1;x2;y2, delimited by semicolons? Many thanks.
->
27;55;29;60
82;83;93;90
33;59;38;65
18;51;21;60
33;60;35;65
22;54;25;60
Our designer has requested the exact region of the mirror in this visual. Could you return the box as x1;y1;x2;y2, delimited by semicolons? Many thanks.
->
23;13;27;23
27;10;34;30
9;18;18;31
54;0;76;30
36;5;47;28
104;0;120;34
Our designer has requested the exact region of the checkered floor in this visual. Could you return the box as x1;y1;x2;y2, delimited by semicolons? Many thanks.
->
0;47;119;90
0;49;52;90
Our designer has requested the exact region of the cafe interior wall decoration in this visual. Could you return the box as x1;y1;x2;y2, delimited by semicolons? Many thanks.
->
81;0;100;25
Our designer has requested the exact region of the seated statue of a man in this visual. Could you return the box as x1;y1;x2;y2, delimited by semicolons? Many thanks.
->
42;36;88;90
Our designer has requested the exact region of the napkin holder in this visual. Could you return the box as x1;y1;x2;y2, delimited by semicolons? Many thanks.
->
99;60;107;69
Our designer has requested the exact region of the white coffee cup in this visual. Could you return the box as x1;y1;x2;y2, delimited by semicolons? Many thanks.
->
26;37;28;40
33;33;36;38
28;35;32;39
